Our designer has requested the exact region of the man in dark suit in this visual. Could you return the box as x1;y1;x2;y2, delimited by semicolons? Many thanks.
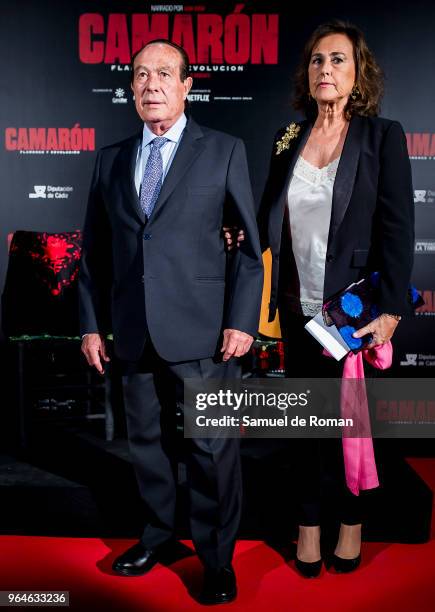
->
79;39;263;604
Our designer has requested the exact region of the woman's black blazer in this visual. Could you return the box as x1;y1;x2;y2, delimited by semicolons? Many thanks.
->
258;114;415;323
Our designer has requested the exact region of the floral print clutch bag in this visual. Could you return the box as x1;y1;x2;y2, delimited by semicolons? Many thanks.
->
322;272;424;353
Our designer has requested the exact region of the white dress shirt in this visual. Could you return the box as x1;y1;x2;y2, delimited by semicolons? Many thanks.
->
287;155;340;316
134;113;187;195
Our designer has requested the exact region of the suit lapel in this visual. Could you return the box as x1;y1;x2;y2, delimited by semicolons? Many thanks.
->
327;114;363;247
269;121;311;249
150;118;205;219
276;120;311;200
119;132;144;223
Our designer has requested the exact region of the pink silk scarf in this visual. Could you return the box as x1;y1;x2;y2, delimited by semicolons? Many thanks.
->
324;342;393;495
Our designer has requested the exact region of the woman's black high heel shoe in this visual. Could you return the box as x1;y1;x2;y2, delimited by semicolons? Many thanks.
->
331;553;361;573
295;557;322;578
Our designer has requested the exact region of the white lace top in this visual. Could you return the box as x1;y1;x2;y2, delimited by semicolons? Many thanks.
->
286;155;340;316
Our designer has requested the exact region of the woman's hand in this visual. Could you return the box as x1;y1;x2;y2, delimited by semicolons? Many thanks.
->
352;314;401;349
223;226;245;251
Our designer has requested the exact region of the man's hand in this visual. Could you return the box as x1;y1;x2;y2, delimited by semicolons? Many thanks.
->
352;314;400;349
221;328;254;361
223;226;245;251
81;333;110;374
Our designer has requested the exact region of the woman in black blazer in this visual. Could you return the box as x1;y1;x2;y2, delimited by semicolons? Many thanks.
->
229;20;414;576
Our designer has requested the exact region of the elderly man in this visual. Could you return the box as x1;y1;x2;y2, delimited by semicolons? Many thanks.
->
79;39;263;604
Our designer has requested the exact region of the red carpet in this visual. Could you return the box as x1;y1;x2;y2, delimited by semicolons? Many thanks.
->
1;458;434;612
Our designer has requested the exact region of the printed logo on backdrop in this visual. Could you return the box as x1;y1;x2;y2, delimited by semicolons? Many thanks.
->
416;290;435;317
78;3;279;104
187;90;210;102
29;185;74;200
406;133;435;160
92;84;212;105
415;240;435;254
414;190;435;204
113;88;128;103
5;126;95;155
400;353;435;367
91;87;129;104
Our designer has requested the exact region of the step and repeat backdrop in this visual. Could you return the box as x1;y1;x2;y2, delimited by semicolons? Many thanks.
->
1;0;434;373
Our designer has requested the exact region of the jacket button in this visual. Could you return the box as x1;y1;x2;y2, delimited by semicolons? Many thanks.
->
326;254;334;262
143;233;152;240
141;275;144;283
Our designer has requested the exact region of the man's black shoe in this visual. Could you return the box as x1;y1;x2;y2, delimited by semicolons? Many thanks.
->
199;565;237;605
112;541;168;576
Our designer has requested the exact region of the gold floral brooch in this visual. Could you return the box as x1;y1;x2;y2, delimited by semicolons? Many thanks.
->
275;122;301;155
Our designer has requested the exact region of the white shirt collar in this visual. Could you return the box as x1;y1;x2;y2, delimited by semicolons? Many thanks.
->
141;113;187;149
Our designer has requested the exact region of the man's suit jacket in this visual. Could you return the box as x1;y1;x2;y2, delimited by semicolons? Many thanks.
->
79;117;263;362
257;114;415;326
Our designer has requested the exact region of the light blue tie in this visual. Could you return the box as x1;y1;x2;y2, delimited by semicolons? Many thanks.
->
140;137;168;218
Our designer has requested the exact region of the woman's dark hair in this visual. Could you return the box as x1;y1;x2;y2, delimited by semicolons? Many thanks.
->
293;20;384;120
130;39;190;83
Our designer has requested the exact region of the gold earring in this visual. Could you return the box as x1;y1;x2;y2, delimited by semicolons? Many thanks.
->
351;85;360;100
